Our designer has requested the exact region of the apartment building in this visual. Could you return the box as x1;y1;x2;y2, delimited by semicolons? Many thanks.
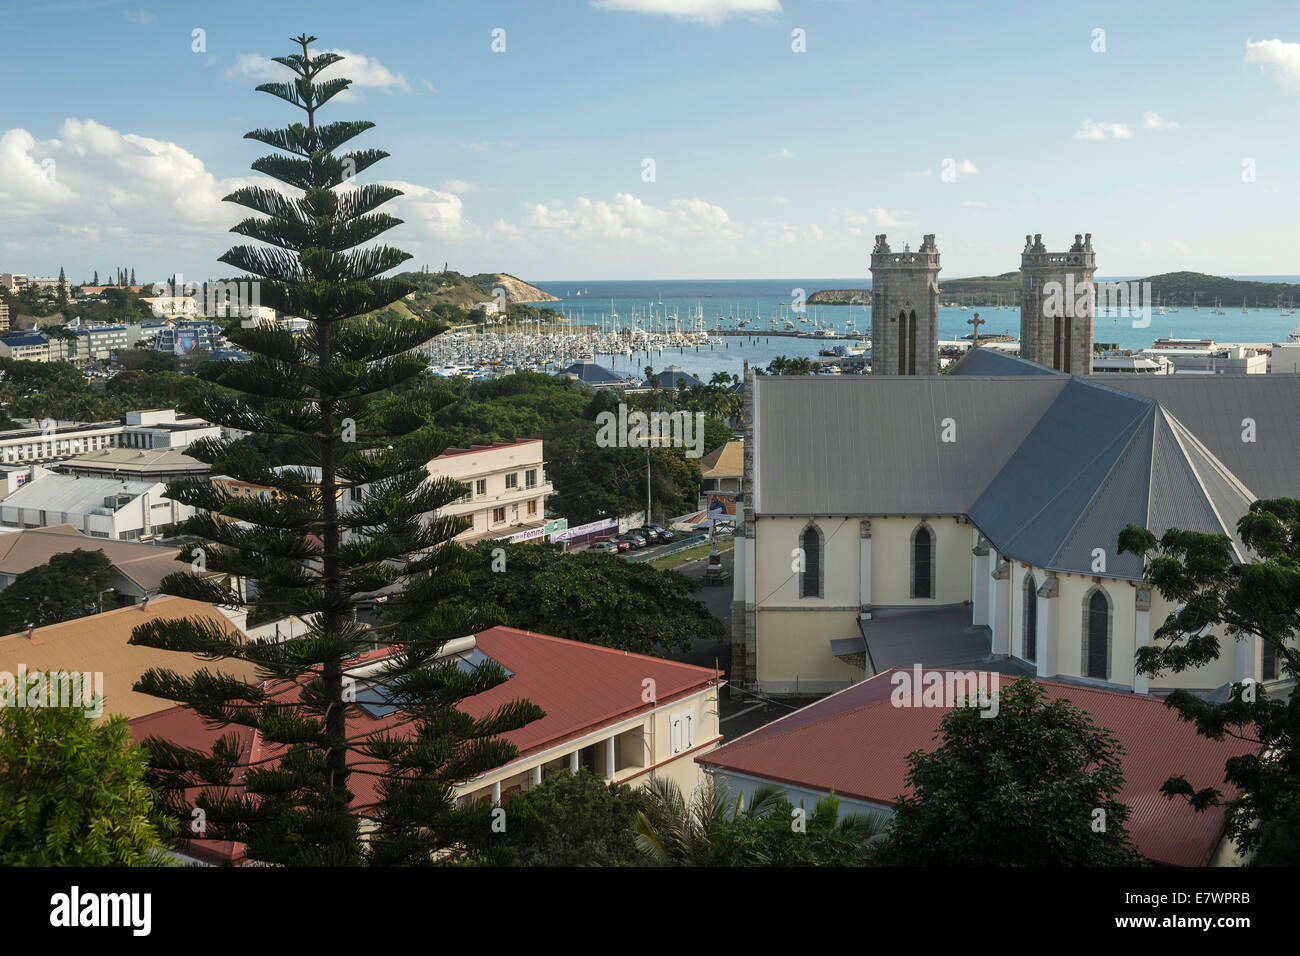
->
70;323;142;362
432;439;553;543
0;299;9;334
154;319;227;354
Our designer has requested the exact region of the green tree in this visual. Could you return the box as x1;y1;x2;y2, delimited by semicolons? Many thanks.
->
0;702;169;866
460;769;647;866
465;542;721;655
875;677;1143;866
0;549;115;633
1119;498;1300;864
129;35;542;867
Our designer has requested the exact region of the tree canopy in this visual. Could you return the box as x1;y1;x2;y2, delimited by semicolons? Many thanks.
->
1119;497;1300;864
875;677;1143;866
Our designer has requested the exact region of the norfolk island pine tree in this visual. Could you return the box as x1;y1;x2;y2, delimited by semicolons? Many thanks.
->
128;35;543;866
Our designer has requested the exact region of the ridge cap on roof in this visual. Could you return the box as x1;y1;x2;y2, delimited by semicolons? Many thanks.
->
1043;403;1161;569
475;625;722;679
986;386;1155;560
0;593;202;644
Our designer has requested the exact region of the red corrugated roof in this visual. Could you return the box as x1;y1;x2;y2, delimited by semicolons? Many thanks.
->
698;669;1255;867
130;626;720;864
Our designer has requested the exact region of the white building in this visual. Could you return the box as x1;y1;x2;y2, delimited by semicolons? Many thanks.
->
431;440;553;543
0;410;221;466
0;474;193;540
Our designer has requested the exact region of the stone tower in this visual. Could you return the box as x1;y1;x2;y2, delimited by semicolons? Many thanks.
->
870;234;941;376
1019;233;1096;374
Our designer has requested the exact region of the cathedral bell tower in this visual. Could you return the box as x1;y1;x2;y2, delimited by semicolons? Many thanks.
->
1019;233;1097;373
870;234;941;376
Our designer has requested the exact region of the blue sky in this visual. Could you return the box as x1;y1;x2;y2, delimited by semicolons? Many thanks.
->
2;0;1300;283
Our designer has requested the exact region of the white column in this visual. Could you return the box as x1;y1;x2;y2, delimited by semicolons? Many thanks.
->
988;553;1010;654
605;737;616;779
1037;574;1058;678
1134;587;1151;695
531;765;542;787
569;751;579;773
1234;633;1257;684
972;534;990;627
491;780;501;805
859;520;872;615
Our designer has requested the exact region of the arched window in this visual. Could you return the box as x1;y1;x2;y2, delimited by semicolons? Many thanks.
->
1082;587;1111;680
910;522;935;599
1022;572;1037;661
897;311;908;375
799;522;823;599
908;310;918;375
1262;640;1280;681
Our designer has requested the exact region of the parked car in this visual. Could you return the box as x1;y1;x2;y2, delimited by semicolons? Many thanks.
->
614;533;646;550
608;535;635;551
591;539;621;554
639;525;675;543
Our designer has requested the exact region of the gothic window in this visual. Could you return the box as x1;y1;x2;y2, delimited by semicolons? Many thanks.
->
910;522;935;599
1263;640;1280;681
1053;315;1063;369
1082;587;1111;680
897;311;907;375
799;522;823;598
1064;316;1073;374
1022;573;1037;661
908;310;917;375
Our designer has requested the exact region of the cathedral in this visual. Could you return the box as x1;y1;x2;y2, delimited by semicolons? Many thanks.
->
730;234;1300;696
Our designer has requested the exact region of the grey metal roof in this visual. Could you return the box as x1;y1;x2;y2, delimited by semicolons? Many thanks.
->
753;374;1067;515
560;360;624;384
947;346;1062;377
967;379;1253;579
754;360;1289;580
857;604;992;670
1087;373;1300;500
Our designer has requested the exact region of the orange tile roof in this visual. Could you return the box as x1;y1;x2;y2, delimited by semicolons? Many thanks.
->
698;669;1254;867
0;596;258;721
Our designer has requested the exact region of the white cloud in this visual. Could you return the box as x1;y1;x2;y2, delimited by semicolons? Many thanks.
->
591;0;782;25
224;49;410;98
962;200;988;207
524;193;738;241
1074;119;1133;140
122;8;154;24
1245;38;1300;91
377;181;481;241
834;207;907;229
0;118;270;275
440;179;490;194
772;195;790;204
1143;111;1179;130
955;159;977;175
421;79;437;93
776;147;795;159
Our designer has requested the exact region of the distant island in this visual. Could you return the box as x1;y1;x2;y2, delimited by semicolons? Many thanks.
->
809;271;1300;308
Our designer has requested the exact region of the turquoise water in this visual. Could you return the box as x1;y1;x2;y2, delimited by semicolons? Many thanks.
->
522;278;1300;382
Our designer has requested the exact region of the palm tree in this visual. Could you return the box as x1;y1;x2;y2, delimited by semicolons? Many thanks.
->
634;774;888;865
634;775;784;865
